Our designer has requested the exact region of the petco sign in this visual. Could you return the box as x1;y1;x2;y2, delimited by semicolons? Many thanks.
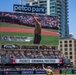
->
13;4;46;13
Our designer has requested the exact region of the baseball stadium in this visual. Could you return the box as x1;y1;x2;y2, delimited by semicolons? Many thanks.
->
0;1;76;75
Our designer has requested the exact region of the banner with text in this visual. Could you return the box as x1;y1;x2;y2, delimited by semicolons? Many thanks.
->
73;69;76;74
4;71;20;75
21;70;33;74
0;71;2;75
61;70;72;74
13;4;46;13
15;59;62;63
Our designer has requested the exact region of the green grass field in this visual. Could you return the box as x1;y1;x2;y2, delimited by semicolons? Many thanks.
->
0;22;59;45
0;32;58;45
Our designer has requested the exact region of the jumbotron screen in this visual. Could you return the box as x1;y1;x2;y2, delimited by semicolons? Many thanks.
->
0;11;59;45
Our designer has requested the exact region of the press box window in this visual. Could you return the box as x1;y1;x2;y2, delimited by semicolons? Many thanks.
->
60;45;62;47
69;48;72;51
69;44;72;47
75;52;76;55
60;41;62;43
70;56;72;59
65;48;68;51
65;52;68;55
69;40;72;43
65;44;68;47
70;52;72;55
64;41;67;43
60;48;62;51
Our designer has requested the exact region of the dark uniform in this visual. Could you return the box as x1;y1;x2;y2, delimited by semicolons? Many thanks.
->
34;34;41;44
33;21;41;44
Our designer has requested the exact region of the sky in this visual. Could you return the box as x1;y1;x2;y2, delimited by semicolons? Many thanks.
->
0;0;76;38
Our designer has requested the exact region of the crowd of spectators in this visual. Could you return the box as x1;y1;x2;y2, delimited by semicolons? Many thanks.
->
0;12;59;29
0;44;71;71
0;65;74;71
0;50;64;60
0;44;66;64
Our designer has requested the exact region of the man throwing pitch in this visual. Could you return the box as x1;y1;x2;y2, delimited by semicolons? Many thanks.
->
42;64;54;75
32;15;41;44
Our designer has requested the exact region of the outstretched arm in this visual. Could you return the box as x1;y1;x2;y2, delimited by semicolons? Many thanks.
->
42;64;47;71
32;15;41;27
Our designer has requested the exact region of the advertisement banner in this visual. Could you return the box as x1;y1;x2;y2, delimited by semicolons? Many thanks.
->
66;70;72;74
0;71;2;75
1;58;11;64
74;69;76;74
13;4;46;13
61;70;72;74
62;58;71;64
36;70;46;74
53;70;60;74
4;71;20;75
16;59;62;63
21;70;33;74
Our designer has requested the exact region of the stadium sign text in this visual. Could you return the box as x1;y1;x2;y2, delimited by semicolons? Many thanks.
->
15;59;62;63
13;4;46;13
